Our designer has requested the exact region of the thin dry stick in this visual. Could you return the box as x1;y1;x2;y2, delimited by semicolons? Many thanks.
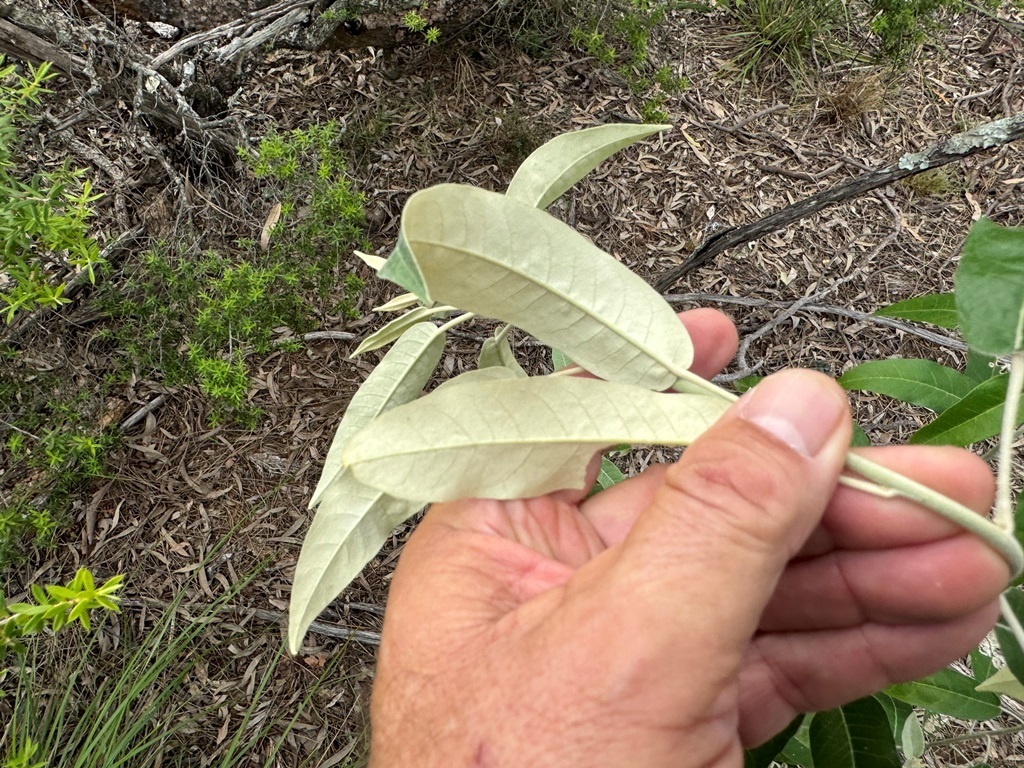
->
120;598;382;647
654;113;1024;290
663;294;969;354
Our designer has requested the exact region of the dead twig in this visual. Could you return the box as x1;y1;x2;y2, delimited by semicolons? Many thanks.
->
654;112;1024;290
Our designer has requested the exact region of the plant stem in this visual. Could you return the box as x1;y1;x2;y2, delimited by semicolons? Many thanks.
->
437;312;476;332
673;369;740;399
1000;592;1024;662
847;453;1023;575
673;370;1024;576
995;351;1024;532
926;723;1024;748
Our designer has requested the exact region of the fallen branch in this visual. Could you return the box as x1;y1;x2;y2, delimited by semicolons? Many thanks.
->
120;597;382;646
664;293;970;355
653;112;1024;291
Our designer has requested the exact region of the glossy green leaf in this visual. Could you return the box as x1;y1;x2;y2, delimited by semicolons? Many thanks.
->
956;217;1024;355
289;472;423;654
872;693;912;745
874;293;957;329
781;716;815;767
900;713;925;760
996;588;1024;685
352;306;456;357
744;716;802;768
310;323;446;508
378;185;694;390
975;664;1024;701
506;123;671;209
478;324;527;377
886;667;1001;720
343;376;728;502
374;292;421;313
971;647;997;682
810;698;900;768
966;350;998;382
850;422;871;447
839;359;975;413
909;374;1024;446
594;456;626;491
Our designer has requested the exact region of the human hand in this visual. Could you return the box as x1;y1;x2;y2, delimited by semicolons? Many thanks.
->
368;308;1008;768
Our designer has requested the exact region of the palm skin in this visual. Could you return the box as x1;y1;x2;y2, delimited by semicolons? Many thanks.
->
369;308;1007;768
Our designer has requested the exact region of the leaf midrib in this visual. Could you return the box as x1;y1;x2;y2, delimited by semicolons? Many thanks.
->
413;237;688;383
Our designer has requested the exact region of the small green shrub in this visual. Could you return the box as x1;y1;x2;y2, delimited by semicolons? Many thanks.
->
0;375;117;567
0;568;122;658
0;60;103;324
104;122;368;425
718;0;851;81
565;1;688;119
867;0;988;62
2;558;357;768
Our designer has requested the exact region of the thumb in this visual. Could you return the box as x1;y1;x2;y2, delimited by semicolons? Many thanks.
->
611;369;851;667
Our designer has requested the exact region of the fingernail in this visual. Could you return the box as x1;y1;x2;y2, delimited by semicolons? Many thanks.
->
738;371;846;457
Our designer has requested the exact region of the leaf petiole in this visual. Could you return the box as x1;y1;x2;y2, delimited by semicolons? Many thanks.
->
674;371;1024;576
437;312;476;333
995;351;1024;532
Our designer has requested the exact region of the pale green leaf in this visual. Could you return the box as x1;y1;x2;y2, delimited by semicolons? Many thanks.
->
289;471;422;654
909;374;1024;446
442;367;521;386
886;667;1001;720
506;123;671;209
352;306;455;357
874;294;957;329
810;699;900;768
378;185;694;390
975;665;1024;701
956;217;1024;354
373;292;421;313
838;359;974;413
900;713;925;760
378;232;429;300
310;323;445;508
344;376;728;502
355;250;387;271
478;324;527;377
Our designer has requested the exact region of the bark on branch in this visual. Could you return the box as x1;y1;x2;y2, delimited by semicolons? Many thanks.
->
653;113;1024;292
